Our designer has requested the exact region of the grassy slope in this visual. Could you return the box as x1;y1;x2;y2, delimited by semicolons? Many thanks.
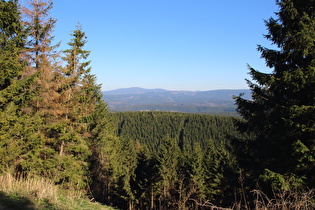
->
0;173;116;210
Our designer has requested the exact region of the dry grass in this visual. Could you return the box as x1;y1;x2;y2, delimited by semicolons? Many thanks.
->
0;172;115;209
252;189;315;210
0;172;59;204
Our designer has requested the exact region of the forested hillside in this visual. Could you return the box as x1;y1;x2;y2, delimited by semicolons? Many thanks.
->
111;111;239;152
1;0;314;209
101;112;243;209
103;87;251;115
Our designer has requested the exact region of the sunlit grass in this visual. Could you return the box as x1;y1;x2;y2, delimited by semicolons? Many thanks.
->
0;172;116;210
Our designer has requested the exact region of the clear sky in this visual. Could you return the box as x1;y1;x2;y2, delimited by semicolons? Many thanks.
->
30;0;279;91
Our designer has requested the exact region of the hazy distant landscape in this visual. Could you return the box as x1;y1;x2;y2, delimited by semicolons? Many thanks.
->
103;87;251;115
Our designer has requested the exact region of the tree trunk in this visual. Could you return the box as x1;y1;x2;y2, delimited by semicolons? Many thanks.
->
59;140;64;156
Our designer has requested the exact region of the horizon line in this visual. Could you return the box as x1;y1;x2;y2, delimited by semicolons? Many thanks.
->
102;87;250;92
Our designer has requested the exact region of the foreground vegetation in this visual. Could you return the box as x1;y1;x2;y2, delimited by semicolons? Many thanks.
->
0;0;314;209
0;173;114;210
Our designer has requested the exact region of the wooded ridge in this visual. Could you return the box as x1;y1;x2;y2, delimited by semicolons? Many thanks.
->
103;87;251;114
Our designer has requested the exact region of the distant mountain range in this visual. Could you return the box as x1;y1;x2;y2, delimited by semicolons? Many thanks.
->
102;87;251;115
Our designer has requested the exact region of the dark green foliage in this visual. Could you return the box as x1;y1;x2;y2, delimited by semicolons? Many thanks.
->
203;140;239;205
157;135;181;206
111;111;239;154
103;111;241;209
0;0;25;91
0;0;40;174
0;0;24;106
130;146;159;209
235;0;315;192
87;102;119;204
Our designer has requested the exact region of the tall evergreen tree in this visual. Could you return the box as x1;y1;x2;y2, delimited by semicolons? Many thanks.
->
55;24;110;189
235;0;315;189
130;146;159;209
0;0;40;174
15;0;62;179
0;0;24;92
22;0;61;115
88;102;119;204
189;142;207;202
0;0;23;170
107;137;137;209
62;24;119;193
157;135;181;208
22;0;57;69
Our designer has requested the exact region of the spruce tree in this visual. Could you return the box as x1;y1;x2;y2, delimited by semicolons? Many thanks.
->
20;0;91;188
0;0;24;91
88;103;119;204
23;0;57;69
136;148;159;209
189;142;206;202
0;0;23;170
0;0;40;173
62;24;119;192
157;135;181;208
235;0;315;189
107;137;137;209
16;0;62;179
22;0;61;115
55;24;110;189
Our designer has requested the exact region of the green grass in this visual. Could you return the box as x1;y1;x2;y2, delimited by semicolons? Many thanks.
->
0;191;115;209
0;191;36;209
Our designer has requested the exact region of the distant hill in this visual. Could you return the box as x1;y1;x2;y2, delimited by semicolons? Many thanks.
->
102;87;250;115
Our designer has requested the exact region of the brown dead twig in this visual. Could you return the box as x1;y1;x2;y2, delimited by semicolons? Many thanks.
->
252;189;315;210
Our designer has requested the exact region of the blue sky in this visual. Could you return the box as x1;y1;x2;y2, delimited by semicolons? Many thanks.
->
36;0;278;91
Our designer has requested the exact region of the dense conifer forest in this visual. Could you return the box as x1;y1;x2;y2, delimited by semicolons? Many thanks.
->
0;0;314;209
106;112;242;209
111;112;239;153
